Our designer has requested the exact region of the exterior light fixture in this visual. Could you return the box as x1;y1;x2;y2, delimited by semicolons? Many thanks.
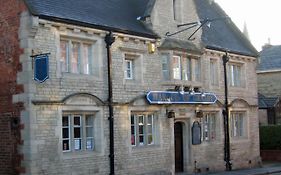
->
148;43;156;54
167;110;175;118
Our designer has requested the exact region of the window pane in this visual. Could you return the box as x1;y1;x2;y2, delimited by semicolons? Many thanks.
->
139;125;144;134
74;139;81;150
63;128;69;138
161;54;170;80
210;60;217;85
63;140;70;151
148;134;153;144
74;116;81;126
86;138;93;150
139;136;144;145
86;127;93;137
83;44;91;74
125;60;133;79
194;59;201;81
74;128;81;138
172;56;181;80
182;57;191;81
60;40;69;72
72;42;80;73
131;115;136;146
86;115;93;126
62;116;69;126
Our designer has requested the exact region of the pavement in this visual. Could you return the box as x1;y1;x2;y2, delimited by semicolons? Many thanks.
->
181;161;281;175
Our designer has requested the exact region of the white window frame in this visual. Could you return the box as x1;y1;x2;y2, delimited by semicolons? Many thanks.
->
172;55;182;80
62;113;95;152
228;63;242;87
125;59;133;80
202;112;216;142
230;112;246;139
131;114;155;146
60;38;93;75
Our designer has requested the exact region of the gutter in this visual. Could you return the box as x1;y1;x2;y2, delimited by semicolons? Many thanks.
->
105;31;115;175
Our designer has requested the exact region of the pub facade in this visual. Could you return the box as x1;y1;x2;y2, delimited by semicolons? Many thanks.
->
0;0;260;174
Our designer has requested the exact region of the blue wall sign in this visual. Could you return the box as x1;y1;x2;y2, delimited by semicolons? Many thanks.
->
33;54;49;83
146;91;217;104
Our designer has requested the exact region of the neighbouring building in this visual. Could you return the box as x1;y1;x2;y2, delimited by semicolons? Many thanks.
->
0;0;260;174
257;44;281;125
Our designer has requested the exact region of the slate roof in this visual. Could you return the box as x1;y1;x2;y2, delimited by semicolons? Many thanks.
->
23;0;157;38
194;0;258;57
257;45;281;71
258;93;279;109
24;0;258;57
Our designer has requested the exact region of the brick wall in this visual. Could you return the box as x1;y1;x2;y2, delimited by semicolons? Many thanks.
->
0;0;26;174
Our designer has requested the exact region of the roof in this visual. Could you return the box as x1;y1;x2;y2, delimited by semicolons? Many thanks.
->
194;0;258;57
23;0;158;38
159;38;203;54
258;93;279;109
257;45;281;71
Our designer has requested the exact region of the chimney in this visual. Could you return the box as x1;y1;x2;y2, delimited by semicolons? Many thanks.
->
262;38;272;50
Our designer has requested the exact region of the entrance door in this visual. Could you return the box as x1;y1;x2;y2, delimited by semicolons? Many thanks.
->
174;122;184;172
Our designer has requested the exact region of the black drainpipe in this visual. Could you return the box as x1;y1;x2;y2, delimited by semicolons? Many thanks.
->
105;31;115;175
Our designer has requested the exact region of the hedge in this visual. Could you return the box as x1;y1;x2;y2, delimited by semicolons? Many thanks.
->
260;125;281;150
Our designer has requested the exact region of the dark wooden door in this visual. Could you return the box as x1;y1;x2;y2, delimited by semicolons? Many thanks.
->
174;122;183;172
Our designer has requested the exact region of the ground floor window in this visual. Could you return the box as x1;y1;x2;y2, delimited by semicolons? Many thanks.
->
131;114;155;146
202;112;216;142
230;112;246;138
62;113;94;152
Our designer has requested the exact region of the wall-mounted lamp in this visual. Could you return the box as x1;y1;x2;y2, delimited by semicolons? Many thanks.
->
195;110;203;118
148;43;156;54
166;110;175;118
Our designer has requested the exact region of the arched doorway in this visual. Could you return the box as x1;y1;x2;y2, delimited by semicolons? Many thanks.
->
174;122;184;172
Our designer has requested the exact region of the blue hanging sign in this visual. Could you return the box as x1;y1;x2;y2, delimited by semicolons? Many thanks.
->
33;53;49;83
146;91;217;104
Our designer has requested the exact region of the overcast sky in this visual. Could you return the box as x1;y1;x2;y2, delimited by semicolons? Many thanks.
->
215;0;281;51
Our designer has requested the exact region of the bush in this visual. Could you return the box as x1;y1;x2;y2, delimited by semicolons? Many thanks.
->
260;125;281;150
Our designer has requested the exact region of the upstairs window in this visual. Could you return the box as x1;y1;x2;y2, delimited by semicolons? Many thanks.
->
228;64;242;87
172;56;181;80
123;53;143;83
125;59;134;80
161;54;201;82
210;59;219;86
60;39;93;75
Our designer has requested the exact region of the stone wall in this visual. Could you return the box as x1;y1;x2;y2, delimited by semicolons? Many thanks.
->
257;71;281;97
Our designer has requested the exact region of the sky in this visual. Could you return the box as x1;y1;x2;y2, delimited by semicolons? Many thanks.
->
215;0;281;51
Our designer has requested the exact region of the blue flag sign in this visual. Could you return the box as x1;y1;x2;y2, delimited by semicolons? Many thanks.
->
146;91;217;104
34;54;49;83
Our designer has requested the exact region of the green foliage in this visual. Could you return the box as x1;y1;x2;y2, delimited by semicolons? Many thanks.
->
260;125;281;150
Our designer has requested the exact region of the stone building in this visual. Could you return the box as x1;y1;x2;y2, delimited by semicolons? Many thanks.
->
0;0;260;174
257;45;281;125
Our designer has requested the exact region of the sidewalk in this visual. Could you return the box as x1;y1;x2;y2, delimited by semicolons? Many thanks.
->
182;162;281;175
